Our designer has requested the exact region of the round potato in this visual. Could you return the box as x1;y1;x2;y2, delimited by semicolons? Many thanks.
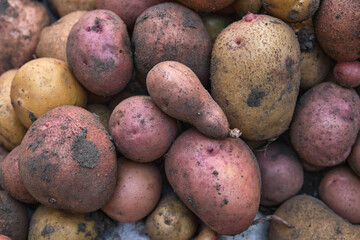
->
49;0;96;17
333;61;360;88
10;57;87;128
0;70;27;150
102;158;162;222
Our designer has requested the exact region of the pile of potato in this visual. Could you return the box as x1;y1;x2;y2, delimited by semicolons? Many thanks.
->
0;0;359;239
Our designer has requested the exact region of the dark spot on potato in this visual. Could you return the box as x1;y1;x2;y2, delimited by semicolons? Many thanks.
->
262;0;274;8
187;195;197;210
216;183;221;190
288;10;299;20
41;224;55;237
77;223;86;233
295;28;315;51
220;198;229;207
247;88;265;107
28;139;43;152
85;232;92;237
0;0;10;15
213;170;219;176
164;219;171;225
71;127;100;169
182;11;197;28
270;20;281;24
335;225;343;234
29;111;37;122
136;13;149;24
88;56;115;79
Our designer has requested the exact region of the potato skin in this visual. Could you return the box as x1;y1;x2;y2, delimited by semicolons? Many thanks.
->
132;2;212;87
211;13;301;141
314;0;360;62
102;158;162;222
0;0;50;75
66;9;133;96
255;142;303;206
290;82;360;167
109;96;177;162
333;61;360;88
18;106;117;213
347;134;360;177
177;0;235;12
165;128;261;235
0;70;27;150
49;0;96;17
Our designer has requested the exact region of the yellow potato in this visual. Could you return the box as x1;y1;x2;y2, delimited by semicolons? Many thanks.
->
49;0;96;17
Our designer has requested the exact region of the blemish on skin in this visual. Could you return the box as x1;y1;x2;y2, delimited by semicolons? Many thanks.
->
29;111;37;122
41;224;55;237
187;195;197;210
247;88;265;107
213;170;219;176
48;198;57;204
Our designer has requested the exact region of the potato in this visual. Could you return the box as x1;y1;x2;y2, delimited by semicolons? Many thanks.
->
0;190;29;240
262;0;320;23
66;9;133;96
147;61;233;139
49;0;96;17
268;194;360;240
347;134;360;177
233;0;262;18
0;235;11;240
319;166;360;224
18;105;117;213
290;82;360;167
0;0;50;75
194;226;218;240
254;142;303;206
28;205;98;240
333;61;360;88
288;17;316;51
95;0;166;29
211;13;301;141
36;11;87;62
10;57;87;128
145;193;198;240
0;70;27;150
177;0;235;12
86;104;111;132
102;157;162;222
201;14;233;42
0;146;37;204
165;128;261;235
314;0;360;62
109;95;177;162
132;2;212;87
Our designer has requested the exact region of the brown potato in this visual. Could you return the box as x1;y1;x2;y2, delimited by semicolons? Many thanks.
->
177;0;235;12
10;57;87;128
102;158;162;222
262;0;320;23
268;194;360;240
0;0;50;75
49;0;96;17
233;0;262;18
36;11;87;62
146;61;231;139
145;193;199;240
319;166;360;224
211;13;301;141
165;128;261;235
194;226;218;240
0;70;27;150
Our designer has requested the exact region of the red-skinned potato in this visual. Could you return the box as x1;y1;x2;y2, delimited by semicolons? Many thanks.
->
290;82;360;167
109;95;177;163
18;105;117;213
333;61;360;88
0;235;11;240
165;128;261;235
0;146;37;204
319;166;360;224
67;9;133;96
102;157;162;222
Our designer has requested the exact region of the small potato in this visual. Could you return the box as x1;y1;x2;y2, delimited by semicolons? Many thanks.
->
255;142;304;206
102;158;162;222
0;70;27;150
333;61;360;88
66;9;133;96
290;82;360;167
10;58;87;128
145;193;199;240
319;166;360;224
0;146;37;204
36;11;87;62
28;205;98;240
49;0;96;17
0;0;50;75
194;226;218;240
0;190;29;240
177;0;235;12
262;0;320;23
109;95;177;162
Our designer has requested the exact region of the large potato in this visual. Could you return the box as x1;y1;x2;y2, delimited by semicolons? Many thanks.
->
67;9;133;96
18;106;117;213
290;82;360;167
165;128;261;235
0;0;50;75
10;57;87;128
211;13;301;141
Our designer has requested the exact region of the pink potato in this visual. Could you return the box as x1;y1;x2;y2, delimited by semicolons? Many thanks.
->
255;142;304;206
165;128;261;235
290;82;360;167
333;61;360;88
18;105;117;213
109;95;177;162
66;9;133;96
319;166;360;224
